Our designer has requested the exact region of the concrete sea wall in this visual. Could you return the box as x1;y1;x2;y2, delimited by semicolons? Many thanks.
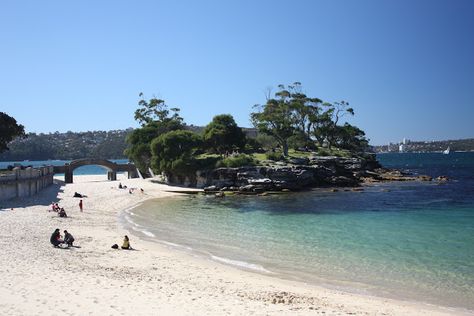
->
0;166;54;201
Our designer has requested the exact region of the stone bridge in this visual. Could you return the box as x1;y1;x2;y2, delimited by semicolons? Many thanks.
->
53;159;139;183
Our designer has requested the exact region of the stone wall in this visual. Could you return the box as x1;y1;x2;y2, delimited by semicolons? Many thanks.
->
0;166;54;201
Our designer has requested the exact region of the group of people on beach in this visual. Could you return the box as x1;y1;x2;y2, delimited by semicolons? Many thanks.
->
118;182;144;195
50;228;75;248
49;186;134;250
50;203;68;217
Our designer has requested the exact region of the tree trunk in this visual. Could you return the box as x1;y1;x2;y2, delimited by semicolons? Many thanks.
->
282;141;289;156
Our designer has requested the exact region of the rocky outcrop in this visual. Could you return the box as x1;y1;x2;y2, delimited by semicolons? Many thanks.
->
194;155;383;192
163;154;433;192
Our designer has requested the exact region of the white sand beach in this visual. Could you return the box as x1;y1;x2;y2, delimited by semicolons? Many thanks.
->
0;175;470;316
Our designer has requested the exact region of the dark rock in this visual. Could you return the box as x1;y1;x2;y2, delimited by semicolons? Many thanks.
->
288;157;309;165
330;176;360;187
418;175;433;181
239;184;255;192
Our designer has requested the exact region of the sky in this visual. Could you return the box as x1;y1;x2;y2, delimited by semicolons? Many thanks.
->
1;0;473;145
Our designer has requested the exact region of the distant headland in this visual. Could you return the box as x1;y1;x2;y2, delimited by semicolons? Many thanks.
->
372;138;474;153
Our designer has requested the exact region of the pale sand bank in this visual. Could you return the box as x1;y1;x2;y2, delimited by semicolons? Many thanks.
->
0;174;470;315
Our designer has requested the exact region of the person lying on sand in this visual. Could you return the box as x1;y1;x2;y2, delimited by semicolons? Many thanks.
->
50;228;64;247
64;230;75;247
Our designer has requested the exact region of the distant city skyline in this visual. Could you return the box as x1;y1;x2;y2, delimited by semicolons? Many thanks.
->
1;0;473;145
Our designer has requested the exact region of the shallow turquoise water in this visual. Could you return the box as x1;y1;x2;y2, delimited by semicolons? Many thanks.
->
127;153;473;310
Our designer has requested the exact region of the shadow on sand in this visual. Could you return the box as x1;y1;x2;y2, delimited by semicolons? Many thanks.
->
0;179;65;210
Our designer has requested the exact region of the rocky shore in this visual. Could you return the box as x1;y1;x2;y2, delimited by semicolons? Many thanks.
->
165;154;440;193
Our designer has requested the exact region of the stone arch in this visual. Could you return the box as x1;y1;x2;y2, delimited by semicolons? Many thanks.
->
53;159;139;183
64;159;118;183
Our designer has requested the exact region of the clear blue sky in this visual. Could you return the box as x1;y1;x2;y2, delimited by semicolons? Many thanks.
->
1;0;473;145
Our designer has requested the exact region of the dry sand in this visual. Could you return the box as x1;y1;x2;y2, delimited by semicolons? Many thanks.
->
0;174;470;316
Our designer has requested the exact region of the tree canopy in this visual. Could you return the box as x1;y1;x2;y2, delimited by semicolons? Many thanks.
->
250;83;322;156
150;130;202;177
202;114;246;155
0;112;26;154
134;93;182;126
125;94;184;174
124;84;370;180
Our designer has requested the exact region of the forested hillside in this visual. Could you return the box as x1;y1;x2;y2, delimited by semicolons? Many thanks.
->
0;129;132;161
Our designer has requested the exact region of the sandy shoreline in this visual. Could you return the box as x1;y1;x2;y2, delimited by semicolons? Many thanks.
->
0;175;470;315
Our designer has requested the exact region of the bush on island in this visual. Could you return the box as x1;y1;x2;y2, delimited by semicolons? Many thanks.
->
216;154;256;168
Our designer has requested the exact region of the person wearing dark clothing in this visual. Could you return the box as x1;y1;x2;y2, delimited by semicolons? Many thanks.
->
50;229;63;247
64;230;75;247
59;208;67;218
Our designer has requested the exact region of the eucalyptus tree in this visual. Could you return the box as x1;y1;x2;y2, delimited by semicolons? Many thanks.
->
251;83;323;156
125;94;184;174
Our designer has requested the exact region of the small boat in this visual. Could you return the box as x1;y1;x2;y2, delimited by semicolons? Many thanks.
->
443;147;450;154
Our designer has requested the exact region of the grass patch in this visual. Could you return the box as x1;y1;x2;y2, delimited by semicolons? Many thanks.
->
215;154;256;168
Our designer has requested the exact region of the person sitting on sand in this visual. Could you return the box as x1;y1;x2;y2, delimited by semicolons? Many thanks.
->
121;235;132;249
50;228;63;247
59;208;67;218
64;230;75;247
53;203;60;212
118;182;123;189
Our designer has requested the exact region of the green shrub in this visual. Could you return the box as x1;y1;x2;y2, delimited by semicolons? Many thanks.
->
317;148;331;156
265;151;284;161
216;154;256;168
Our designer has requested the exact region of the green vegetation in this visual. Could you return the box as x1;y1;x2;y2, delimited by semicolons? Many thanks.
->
203;114;247;155
251;83;368;156
150;130;202;177
265;151;284;161
0;129;131;161
215;154;256;168
0;112;25;154
125;83;370;178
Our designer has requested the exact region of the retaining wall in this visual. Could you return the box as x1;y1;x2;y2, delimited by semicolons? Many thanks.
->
0;166;54;201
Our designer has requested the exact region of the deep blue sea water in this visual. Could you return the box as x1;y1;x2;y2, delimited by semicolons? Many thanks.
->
124;152;474;310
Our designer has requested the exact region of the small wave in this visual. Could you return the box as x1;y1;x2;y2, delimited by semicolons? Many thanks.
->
140;230;155;237
160;240;193;251
123;203;142;214
123;215;142;228
211;255;273;274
